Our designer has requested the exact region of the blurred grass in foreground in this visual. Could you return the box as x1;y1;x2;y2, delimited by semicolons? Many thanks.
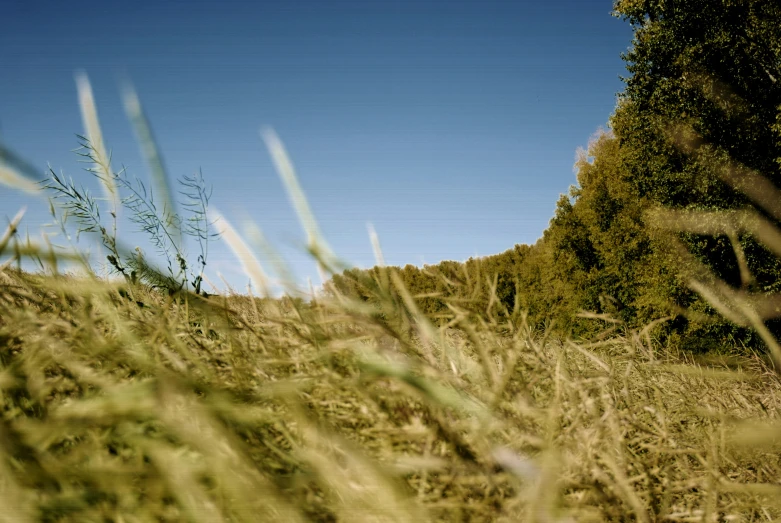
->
0;76;779;522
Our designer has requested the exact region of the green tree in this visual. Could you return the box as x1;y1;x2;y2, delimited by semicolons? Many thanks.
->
609;0;781;347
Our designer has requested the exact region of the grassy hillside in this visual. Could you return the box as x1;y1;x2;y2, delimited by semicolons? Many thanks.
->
0;263;780;521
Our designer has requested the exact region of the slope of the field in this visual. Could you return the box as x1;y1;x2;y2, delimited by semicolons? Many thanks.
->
1;268;779;522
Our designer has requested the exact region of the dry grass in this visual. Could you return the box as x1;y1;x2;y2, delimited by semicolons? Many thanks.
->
0;266;779;522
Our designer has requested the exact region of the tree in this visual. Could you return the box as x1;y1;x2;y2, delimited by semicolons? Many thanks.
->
609;0;781;347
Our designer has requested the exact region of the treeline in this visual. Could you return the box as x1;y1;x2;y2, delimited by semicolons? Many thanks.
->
328;0;781;352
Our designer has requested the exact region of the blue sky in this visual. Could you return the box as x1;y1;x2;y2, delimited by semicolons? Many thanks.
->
1;0;633;295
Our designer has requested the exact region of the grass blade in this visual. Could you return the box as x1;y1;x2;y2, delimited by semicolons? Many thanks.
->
208;206;271;297
74;71;119;214
260;127;340;278
121;82;182;246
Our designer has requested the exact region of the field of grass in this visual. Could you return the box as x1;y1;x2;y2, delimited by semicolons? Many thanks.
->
1;78;781;522
0;263;780;522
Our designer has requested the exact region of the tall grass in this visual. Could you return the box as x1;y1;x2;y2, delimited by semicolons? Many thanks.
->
0;76;779;522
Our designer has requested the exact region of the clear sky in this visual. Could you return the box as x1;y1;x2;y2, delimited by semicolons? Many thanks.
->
1;0;633;295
